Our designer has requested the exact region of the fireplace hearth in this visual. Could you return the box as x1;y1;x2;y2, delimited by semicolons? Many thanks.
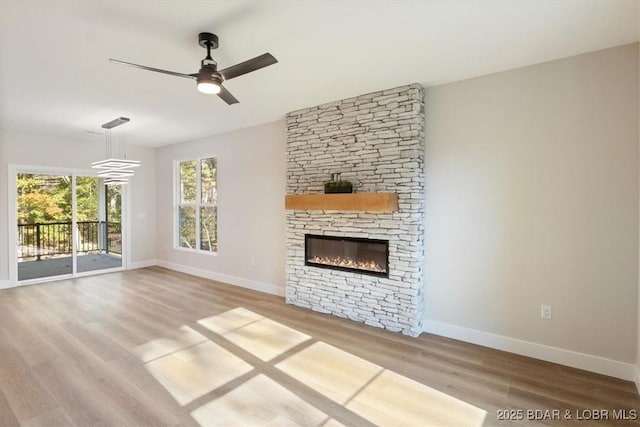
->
305;234;389;277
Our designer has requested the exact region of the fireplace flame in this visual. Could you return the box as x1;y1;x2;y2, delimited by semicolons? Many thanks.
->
308;256;386;273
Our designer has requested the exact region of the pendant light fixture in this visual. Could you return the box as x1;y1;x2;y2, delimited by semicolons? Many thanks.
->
91;117;140;185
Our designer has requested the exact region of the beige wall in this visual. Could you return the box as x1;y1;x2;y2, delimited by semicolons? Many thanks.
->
637;39;640;389
154;120;286;294
0;128;157;283
424;44;639;365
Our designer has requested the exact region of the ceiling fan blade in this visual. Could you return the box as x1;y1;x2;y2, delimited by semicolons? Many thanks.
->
219;53;277;81
109;59;196;80
217;85;239;105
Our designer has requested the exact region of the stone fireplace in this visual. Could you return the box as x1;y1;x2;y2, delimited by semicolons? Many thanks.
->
285;83;425;336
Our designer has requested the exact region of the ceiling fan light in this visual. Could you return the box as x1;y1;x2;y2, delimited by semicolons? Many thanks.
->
197;81;221;94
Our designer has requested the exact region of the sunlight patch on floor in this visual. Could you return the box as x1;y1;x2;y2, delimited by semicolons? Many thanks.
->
319;420;347;427
134;325;207;363
198;308;311;361
277;341;486;426
145;340;253;406
346;370;486;427
275;341;383;404
197;307;263;335
135;307;487;426
190;374;329;427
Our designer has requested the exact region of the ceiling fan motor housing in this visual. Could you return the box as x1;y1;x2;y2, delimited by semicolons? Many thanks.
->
198;32;219;49
198;69;223;85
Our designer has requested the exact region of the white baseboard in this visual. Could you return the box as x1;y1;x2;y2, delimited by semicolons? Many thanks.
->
128;259;158;270
424;319;637;382
0;259;159;289
156;260;285;297
635;366;640;394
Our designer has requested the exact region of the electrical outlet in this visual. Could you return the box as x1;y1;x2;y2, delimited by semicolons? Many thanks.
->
250;257;256;266
540;304;552;319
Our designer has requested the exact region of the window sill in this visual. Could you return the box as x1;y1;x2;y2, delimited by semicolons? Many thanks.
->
173;246;218;256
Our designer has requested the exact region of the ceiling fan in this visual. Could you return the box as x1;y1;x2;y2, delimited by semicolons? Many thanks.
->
109;32;277;105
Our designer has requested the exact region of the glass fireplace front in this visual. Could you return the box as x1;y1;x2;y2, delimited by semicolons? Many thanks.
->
305;234;389;277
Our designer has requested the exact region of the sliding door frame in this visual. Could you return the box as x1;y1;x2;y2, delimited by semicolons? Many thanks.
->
7;164;130;286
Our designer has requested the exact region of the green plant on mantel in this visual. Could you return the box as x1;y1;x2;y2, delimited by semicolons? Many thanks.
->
324;181;353;189
324;180;353;194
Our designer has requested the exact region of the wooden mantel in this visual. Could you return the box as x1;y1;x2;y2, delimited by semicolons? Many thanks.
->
285;193;398;212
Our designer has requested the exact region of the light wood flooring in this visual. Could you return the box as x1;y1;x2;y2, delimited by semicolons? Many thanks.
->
0;267;637;426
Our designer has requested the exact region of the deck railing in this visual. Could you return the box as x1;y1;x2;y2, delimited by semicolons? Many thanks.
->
17;221;121;261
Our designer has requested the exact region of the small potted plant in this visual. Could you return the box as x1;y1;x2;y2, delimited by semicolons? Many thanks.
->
324;180;353;194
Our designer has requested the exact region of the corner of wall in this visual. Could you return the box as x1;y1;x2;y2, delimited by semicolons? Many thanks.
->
636;39;640;394
0;130;7;284
128;259;158;270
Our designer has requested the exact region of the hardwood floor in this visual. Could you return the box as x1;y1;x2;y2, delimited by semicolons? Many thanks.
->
0;267;637;426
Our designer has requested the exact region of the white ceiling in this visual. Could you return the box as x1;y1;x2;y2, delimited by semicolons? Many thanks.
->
0;1;638;147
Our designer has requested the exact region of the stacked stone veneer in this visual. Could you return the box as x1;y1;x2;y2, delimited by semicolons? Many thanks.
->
285;83;425;336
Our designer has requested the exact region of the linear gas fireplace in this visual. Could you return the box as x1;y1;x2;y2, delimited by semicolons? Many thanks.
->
305;234;389;277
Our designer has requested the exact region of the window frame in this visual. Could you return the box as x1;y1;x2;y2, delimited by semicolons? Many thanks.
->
173;156;218;255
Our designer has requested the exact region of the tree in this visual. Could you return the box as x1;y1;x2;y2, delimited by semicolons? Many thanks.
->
17;193;64;223
17;174;101;224
17;174;70;224
178;158;217;251
75;176;98;221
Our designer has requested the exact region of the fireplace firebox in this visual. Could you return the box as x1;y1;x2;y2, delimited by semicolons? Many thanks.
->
305;234;389;277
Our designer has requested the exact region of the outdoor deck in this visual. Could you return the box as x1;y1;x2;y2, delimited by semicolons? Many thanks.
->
18;253;122;281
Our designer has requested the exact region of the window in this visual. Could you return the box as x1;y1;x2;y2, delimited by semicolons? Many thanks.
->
176;157;217;253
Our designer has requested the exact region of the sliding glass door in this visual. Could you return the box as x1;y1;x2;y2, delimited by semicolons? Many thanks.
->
76;176;123;274
17;173;73;281
16;172;123;282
